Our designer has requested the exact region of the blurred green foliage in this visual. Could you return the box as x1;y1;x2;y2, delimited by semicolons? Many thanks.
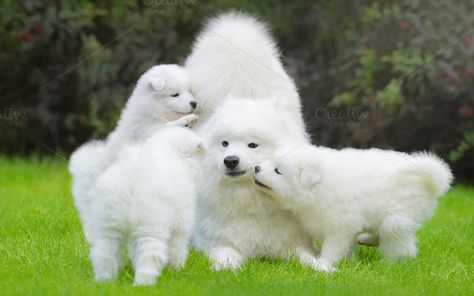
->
0;0;473;179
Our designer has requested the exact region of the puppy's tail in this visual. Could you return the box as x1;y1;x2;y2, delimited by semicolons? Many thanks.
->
69;140;110;188
399;152;453;198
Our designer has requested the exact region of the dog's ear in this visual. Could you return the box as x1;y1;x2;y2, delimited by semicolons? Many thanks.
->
299;165;320;186
149;76;166;92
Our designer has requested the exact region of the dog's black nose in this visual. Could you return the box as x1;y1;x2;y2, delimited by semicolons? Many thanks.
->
255;166;261;173
224;156;239;169
190;101;197;109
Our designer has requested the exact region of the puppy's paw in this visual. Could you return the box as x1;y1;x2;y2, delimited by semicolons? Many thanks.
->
94;271;117;282
213;258;241;271
133;271;158;286
310;259;336;273
182;114;199;128
210;247;243;271
168;256;187;269
93;268;118;282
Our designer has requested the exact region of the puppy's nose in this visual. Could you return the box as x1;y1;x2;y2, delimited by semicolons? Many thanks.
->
223;156;239;169
254;166;261;174
190;101;197;109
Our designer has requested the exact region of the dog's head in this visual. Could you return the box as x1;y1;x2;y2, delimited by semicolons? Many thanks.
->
253;145;322;204
201;96;291;181
134;64;197;120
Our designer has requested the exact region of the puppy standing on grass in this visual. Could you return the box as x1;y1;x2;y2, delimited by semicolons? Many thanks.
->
254;145;453;272
86;127;205;286
70;64;198;241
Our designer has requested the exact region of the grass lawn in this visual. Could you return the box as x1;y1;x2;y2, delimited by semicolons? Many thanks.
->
1;157;473;295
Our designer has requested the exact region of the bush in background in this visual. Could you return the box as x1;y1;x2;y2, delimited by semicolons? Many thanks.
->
0;0;472;180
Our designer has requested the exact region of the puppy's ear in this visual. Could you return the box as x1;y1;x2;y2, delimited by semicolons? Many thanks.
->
299;165;320;186
149;76;166;92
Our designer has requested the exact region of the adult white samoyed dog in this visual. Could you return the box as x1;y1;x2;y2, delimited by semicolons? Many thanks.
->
185;13;318;270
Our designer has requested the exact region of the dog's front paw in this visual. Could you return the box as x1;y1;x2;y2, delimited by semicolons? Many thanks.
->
310;259;336;273
133;270;158;286
182;114;199;128
94;270;117;282
210;247;243;271
213;257;242;271
169;255;187;269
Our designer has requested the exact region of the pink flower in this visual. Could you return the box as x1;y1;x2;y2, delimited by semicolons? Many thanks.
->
33;23;43;34
445;74;457;85
458;105;473;118
18;31;32;41
464;68;474;78
399;20;411;30
437;69;447;78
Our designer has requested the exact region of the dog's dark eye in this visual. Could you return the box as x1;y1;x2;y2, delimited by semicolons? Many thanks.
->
222;141;229;147
274;168;282;175
248;143;258;148
171;93;180;97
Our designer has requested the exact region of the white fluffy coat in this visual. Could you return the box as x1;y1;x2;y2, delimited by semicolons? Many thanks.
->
185;12;315;269
80;127;204;285
70;65;198;241
254;145;453;272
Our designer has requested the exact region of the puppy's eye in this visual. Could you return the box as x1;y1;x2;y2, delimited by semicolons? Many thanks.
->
171;93;180;97
248;143;258;148
222;141;229;147
274;168;282;175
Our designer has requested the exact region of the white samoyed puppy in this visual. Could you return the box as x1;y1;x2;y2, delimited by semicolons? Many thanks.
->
69;64;198;237
195;96;318;270
185;12;308;141
254;145;453;272
84;127;205;286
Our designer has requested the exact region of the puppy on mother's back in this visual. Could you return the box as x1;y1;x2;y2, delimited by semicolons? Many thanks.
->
69;64;199;241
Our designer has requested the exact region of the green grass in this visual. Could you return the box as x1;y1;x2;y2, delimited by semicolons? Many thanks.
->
0;157;473;295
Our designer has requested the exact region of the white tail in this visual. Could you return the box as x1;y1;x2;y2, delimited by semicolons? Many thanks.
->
399;152;453;198
69;140;109;188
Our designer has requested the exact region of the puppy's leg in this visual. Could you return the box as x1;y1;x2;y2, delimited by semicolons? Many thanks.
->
130;234;170;286
166;114;199;128
356;233;379;246
312;235;355;272
209;246;244;271
295;246;319;268
167;224;191;269
90;236;123;281
379;215;417;260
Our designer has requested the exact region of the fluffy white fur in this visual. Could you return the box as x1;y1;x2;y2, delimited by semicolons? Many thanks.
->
80;127;205;285
107;64;198;147
254;145;453;272
195;96;318;270
185;12;308;142
186;12;316;270
69;64;198;239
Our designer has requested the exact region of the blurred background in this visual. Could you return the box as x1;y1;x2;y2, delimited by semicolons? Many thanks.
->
1;0;473;181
